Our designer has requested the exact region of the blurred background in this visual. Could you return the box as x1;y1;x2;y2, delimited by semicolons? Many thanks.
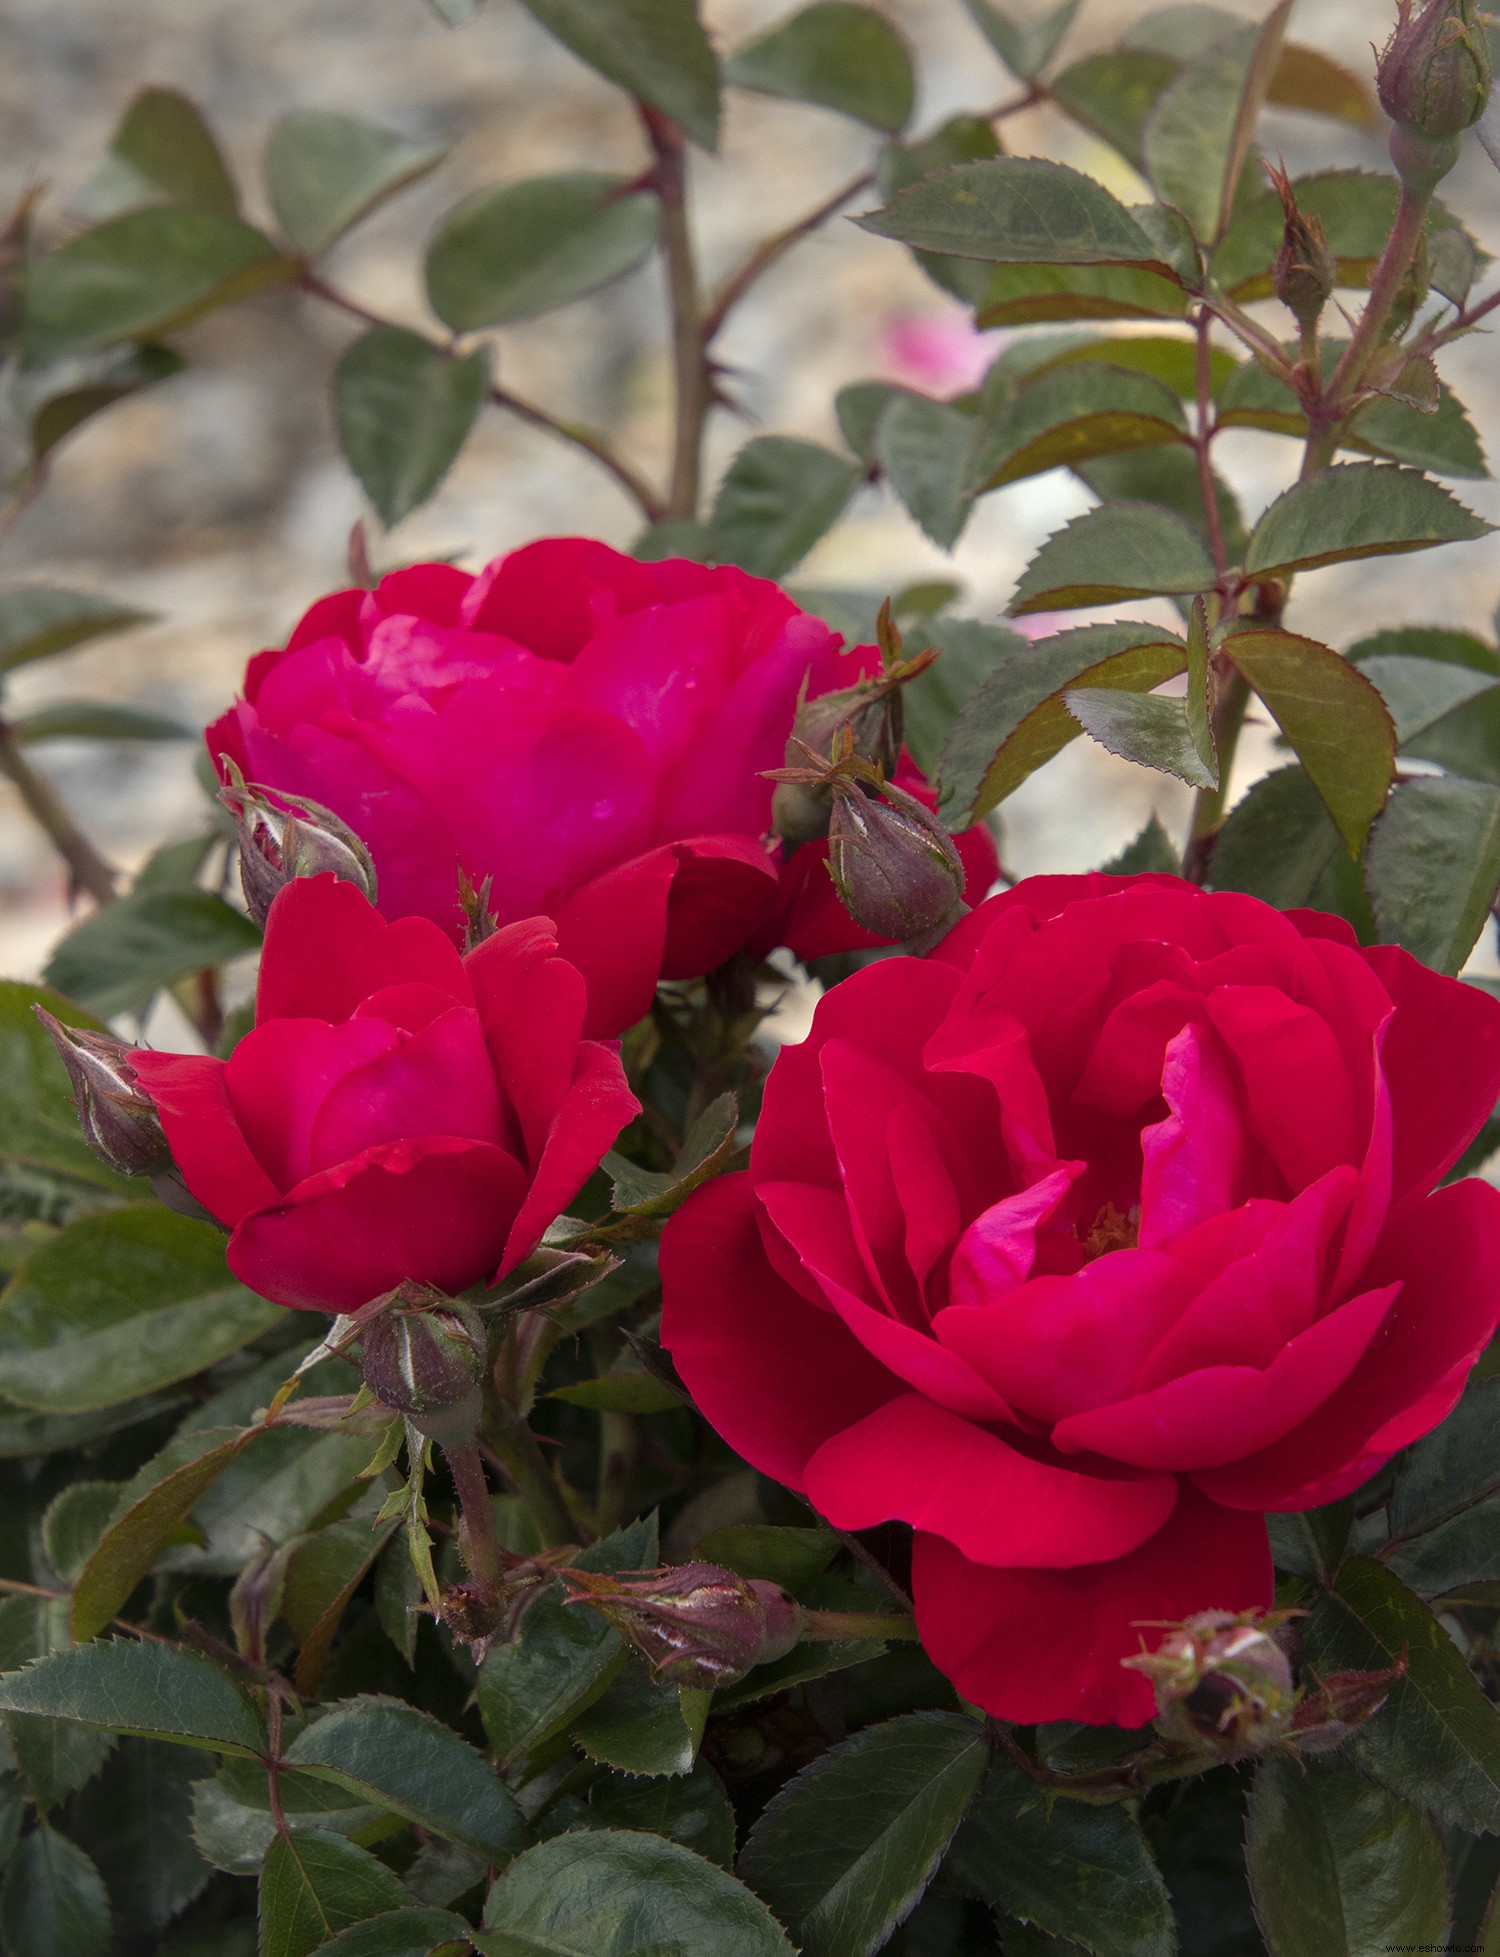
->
0;0;1496;978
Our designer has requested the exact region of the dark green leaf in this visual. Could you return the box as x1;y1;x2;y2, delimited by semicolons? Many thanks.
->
1265;1500;1353;1584
589;1758;736;1868
1210;170;1475;300
963;0;1080;79
476;1832;795;1955
71;1425;256;1642
1076;445;1245;559
190;1758;392;1877
947;1755;1174;1957
728;4;914;133
604;1092;738;1215
1386;1496;1500;1596
0;1206;281;1413
836;380;912;464
286;1695;523;1863
1246;1749;1448;1957
70;1740;213;1938
1305;1556;1500;1832
515;0;721;151
334;327;488;530
1356;653;1497;743
267;112;446;256
738;1711;989;1957
0;587;151;674
0;1595;116;1809
712;1636;887;1712
971;365;1187;494
860;160;1172;271
41;1479;120;1585
1390;1371;1500;1540
0;1637;267;1756
8;700;189;744
1050;51;1178;170
875;118;1001;302
0;1829;111;1957
425;174;660;330
976;261;1188;327
1208;765;1349;912
1011;502;1215;612
1269;43;1381;129
23;210;287;359
285;1515;400;1694
877;394;976;549
9;344;186;466
1143;3;1289;245
548;1372;681;1412
1102;814;1179;874
1223;629;1394;854
694;1524;839;1595
901;617;1017;780
710;437;861;578
1350;629;1500;785
1013;331;1233;399
259;1828;412;1957
938;621;1186;825
163;1423;379;1577
1065;688;1217;787
1365;774;1500;973
78;88;237;220
1244;463;1491;580
477;1518;655;1767
571;1659;706;1777
42;888;262;1017
310;1910;474;1956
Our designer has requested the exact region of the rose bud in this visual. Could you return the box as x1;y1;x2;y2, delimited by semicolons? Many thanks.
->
1124;1610;1296;1755
1378;0;1492;140
1285;1660;1407;1754
218;761;377;929
559;1560;803;1689
828;774;968;952
1267;161;1337;333
360;1284;488;1447
34;1008;170;1178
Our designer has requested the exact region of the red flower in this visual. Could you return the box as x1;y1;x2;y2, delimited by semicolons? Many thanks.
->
207;539;995;1037
660;874;1500;1725
131;875;638;1314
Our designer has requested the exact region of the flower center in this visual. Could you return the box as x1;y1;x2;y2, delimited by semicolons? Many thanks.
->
1080;1202;1140;1262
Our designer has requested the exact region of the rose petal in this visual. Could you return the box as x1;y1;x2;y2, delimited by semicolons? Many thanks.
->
502;1040;640;1272
804;1394;1178;1569
946;1163;1084;1309
465;916;585;1161
128;1051;279;1226
1363;943;1500;1200
226;1016;396;1190
1205;987;1356;1189
1137;1023;1247;1247
911;1485;1271;1726
257;875;470;1024
308;1004;505;1173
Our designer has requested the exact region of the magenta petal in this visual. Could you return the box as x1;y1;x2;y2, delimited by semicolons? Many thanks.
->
307;1004;504;1173
552;848;679;1041
227;1136;527;1313
501;1041;640;1273
659;1174;901;1491
911;1485;1271;1727
1205;987;1356;1189
1051;1281;1398;1469
465;916;586;1161
128;1051;279;1227
1137;1024;1246;1248
946;1163;1083;1309
225;1016;396;1190
258;875;471;1024
804;1395;1178;1568
1363;943;1500;1199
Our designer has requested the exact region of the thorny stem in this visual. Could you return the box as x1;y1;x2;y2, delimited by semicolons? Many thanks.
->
1192;308;1229;582
0;716;117;906
641;109;708;523
1183;668;1252;883
444;1440;506;1585
486;1396;580;1549
264;1689;289;1837
297;270;665;525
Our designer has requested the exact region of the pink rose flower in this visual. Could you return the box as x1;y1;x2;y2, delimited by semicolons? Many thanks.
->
131;874;638;1314
208;539;996;1037
660;873;1500;1724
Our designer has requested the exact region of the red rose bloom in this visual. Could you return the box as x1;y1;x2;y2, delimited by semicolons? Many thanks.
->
660;874;1500;1725
207;538;995;1038
131;874;638;1314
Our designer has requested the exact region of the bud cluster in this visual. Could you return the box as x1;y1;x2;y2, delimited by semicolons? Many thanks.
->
218;760;377;928
1377;0;1492;142
559;1559;804;1689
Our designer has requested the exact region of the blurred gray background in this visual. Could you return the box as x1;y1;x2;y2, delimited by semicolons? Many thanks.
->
0;0;1496;977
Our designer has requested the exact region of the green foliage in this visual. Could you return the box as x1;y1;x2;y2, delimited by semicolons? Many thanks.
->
1065;688;1217;788
425;175;661;330
1243;463;1492;578
728;4;915;133
477;1832;796;1955
0;984;135;1196
258;1827;412;1957
43;888;262;1017
1141;7;1288;247
78;87;238;220
963;0;1080;81
1365;775;1500;971
737;1712;989;1957
0;1637;267;1756
876;394;977;548
334;327;489;529
710;437;862;578
70;1741;214;1939
267;111;446;256
0;588;152;675
571;1658;707;1776
860;159;1172;272
1246;1750;1449;1957
0;1828;112;1957
515;0;721;150
590;1758;737;1867
1011;504;1215;612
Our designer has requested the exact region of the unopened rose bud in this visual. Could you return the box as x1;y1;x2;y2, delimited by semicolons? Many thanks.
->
828;776;967;951
1267;162;1337;332
360;1285;487;1447
560;1560;803;1689
1379;0;1491;185
1285;1660;1406;1754
218;760;377;928
1125;1609;1297;1756
34;1008;170;1178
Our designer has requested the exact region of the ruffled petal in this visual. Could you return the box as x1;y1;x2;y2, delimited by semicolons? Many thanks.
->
128;1051;279;1227
1363;944;1500;1200
501;1040;639;1272
804;1394;1178;1568
910;1486;1272;1726
257;875;470;1024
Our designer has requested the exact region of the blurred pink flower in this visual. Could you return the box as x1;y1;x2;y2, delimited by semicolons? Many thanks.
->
882;311;1002;393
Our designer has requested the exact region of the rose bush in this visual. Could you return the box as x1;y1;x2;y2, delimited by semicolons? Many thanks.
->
207;537;997;1036
661;873;1500;1725
130;872;638;1313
